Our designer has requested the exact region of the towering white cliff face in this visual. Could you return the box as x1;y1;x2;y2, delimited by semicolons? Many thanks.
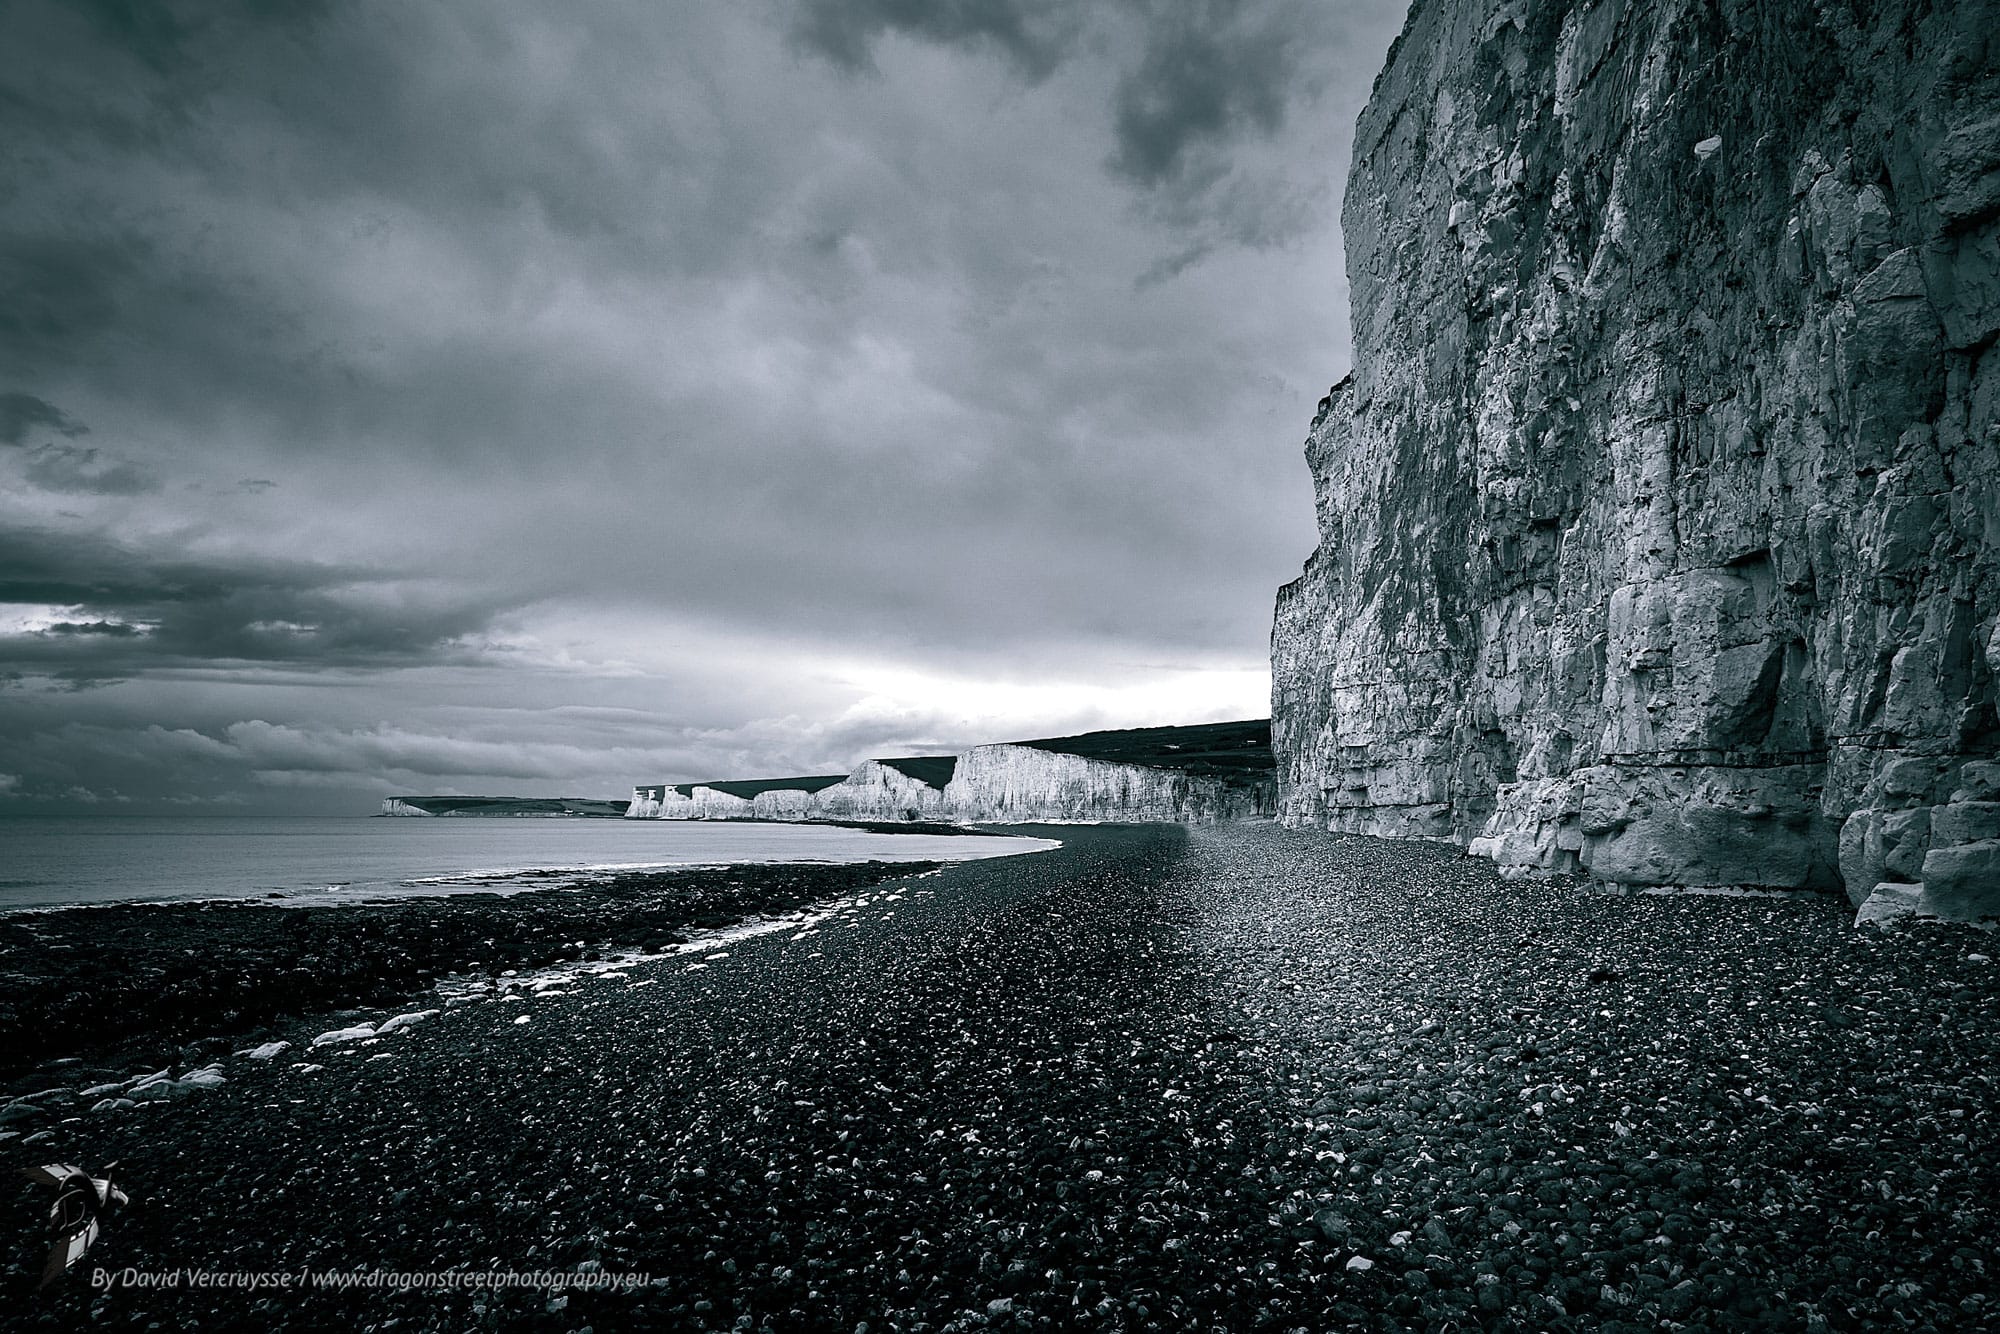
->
1272;0;2000;920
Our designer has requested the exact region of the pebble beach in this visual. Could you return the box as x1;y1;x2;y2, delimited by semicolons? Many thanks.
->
3;823;1995;1331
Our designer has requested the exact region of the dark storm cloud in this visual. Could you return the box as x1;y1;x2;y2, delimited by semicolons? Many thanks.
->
1107;0;1378;269
0;527;506;678
787;0;1080;78
0;0;1411;809
0;393;155;493
2;0;1325;641
41;620;141;637
2;4;651;388
1109;1;1295;187
786;0;1342;255
21;442;158;494
0;391;87;445
0;234;150;376
782;0;1307;177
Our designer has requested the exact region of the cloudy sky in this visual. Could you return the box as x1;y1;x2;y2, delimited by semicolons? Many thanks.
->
0;0;1406;814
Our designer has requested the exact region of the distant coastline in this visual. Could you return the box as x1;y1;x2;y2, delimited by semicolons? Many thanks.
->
0;816;1055;912
378;796;629;818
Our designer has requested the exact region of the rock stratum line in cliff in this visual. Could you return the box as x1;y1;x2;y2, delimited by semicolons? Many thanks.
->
628;721;1277;825
1272;0;2000;921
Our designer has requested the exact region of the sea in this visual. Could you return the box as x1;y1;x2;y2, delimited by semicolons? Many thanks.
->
0;816;1058;912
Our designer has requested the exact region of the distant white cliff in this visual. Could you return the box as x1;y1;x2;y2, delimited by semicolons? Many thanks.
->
627;721;1277;826
383;796;630;818
941;744;1263;823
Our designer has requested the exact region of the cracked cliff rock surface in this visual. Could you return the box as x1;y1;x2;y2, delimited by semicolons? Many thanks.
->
1272;0;2000;917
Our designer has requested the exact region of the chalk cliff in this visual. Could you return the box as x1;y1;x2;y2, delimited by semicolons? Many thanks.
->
628;722;1276;825
1272;0;2000;919
941;744;1269;823
812;759;955;822
628;775;848;821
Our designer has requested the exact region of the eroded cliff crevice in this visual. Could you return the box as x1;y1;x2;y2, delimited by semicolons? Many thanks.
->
1272;0;2000;919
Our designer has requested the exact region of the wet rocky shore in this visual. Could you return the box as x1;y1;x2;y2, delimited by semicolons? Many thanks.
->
0;858;942;1081
3;823;1995;1331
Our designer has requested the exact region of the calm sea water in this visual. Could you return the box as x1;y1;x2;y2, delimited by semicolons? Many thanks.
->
0;817;1057;911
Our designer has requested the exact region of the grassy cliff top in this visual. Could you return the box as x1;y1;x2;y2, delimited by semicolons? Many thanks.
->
875;756;959;790
1011;719;1273;784
391;796;630;816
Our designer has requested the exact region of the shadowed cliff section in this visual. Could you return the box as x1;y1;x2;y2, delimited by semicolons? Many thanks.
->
1272;0;2000;921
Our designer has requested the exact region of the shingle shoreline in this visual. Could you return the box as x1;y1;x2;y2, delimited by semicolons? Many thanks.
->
5;822;1995;1331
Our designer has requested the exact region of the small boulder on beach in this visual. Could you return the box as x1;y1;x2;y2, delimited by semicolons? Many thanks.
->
375;1009;439;1035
